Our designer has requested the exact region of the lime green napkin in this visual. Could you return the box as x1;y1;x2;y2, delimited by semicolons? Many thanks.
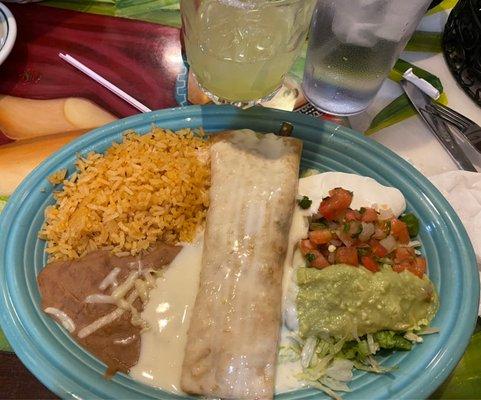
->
432;327;481;398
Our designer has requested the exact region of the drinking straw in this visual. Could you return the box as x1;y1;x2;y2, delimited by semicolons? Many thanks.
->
59;53;152;113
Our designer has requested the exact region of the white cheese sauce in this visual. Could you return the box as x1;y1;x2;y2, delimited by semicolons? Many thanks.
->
130;172;406;395
129;234;204;394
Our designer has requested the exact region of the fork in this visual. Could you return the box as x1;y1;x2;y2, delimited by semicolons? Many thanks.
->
426;102;481;152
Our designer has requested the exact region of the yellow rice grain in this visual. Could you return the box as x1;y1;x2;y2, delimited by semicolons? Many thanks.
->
39;127;211;261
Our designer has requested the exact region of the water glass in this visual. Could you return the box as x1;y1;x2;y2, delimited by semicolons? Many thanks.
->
302;0;434;116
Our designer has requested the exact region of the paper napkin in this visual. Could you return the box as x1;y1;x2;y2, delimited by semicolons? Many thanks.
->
429;170;481;315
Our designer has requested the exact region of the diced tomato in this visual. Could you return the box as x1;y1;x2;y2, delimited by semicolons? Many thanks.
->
369;239;389;258
361;207;378;223
393;249;426;278
391;218;410;244
335;246;359;266
392;263;408;273
299;239;316;256
408;257;427;278
310;251;330;269
394;247;415;263
319;188;353;220
361;255;380;272
309;229;333;245
416;256;427;270
345;209;361;221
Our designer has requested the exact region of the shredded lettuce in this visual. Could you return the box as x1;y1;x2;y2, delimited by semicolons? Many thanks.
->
278;345;301;363
309;381;343;400
290;328;423;398
339;339;370;361
300;168;321;178
320;375;351;392
301;336;318;368
325;359;354;382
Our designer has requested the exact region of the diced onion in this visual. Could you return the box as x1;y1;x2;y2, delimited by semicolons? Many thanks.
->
337;231;353;247
373;227;387;240
44;307;76;333
348;221;361;236
359;223;375;242
380;235;397;253
378;207;394;220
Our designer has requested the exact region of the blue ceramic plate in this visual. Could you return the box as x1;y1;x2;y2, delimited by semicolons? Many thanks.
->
0;106;478;399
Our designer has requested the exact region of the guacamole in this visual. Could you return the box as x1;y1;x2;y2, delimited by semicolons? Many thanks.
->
297;264;438;339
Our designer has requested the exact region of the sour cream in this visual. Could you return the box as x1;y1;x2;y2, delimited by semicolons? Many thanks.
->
131;172;407;395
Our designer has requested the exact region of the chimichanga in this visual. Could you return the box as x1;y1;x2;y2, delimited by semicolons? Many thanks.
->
181;130;302;399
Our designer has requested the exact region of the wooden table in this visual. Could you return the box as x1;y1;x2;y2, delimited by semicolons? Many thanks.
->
0;352;57;399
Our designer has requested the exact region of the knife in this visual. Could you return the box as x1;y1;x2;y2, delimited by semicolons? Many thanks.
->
401;79;477;172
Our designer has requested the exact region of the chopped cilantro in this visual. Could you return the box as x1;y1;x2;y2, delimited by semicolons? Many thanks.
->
357;247;370;256
373;331;412;351
298;196;312;209
400;213;420;238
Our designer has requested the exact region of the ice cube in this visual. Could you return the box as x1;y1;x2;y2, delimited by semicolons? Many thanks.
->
373;0;430;42
331;0;386;47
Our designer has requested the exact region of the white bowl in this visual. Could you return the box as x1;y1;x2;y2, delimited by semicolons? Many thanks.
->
0;3;17;66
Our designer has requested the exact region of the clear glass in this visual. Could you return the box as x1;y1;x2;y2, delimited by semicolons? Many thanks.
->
302;0;433;116
181;0;316;107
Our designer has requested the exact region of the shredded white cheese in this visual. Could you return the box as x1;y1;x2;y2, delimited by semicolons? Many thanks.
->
99;267;121;291
78;289;139;339
84;294;116;304
44;307;76;333
135;279;149;303
143;269;157;287
80;268;158;338
112;270;140;300
78;308;125;339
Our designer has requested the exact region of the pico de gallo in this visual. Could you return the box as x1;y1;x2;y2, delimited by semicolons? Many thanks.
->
298;187;426;278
